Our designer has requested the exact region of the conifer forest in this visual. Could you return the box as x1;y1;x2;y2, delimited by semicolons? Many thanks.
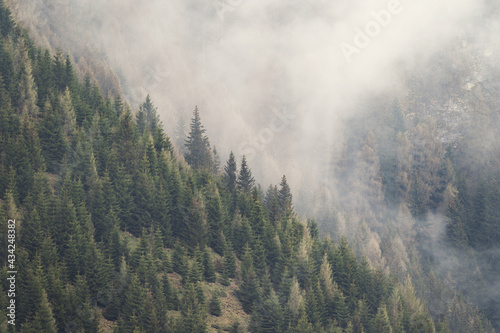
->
0;0;500;332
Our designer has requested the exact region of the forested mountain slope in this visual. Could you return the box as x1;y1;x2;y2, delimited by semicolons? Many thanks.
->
318;37;500;331
0;2;454;332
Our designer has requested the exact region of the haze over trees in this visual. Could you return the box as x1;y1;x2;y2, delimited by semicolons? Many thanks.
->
0;3;451;332
2;0;500;332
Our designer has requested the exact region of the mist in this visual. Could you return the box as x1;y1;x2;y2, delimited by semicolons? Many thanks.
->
7;0;500;329
7;0;490;200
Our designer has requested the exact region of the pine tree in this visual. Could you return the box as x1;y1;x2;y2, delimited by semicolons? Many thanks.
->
114;110;137;169
38;100;67;172
163;274;179;310
181;194;208;251
129;170;152;236
278;175;293;213
265;185;280;224
250;195;267;237
21;200;43;257
121;274;147;330
333;289;349;328
178;282;207;333
36;50;56;106
17;48;38;119
288;276;306;318
136;104;147;134
209;293;222;317
64;55;76;91
320;253;335;301
225;152;237;192
202;247;216;283
237;156;254;193
408;177;429;221
60;88;76;137
220;240;236;287
185;106;212;169
0;1;14;37
33;290;58;333
252;236;268;278
142;95;160;134
224;151;238;215
238;244;260;313
256;293;283;333
114;95;124;118
373;304;392;333
187;257;203;284
173;242;189;277
205;184;225;254
305;285;320;326
293;312;314;333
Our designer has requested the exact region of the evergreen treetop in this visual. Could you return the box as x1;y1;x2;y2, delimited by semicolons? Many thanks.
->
184;106;213;170
237;155;254;193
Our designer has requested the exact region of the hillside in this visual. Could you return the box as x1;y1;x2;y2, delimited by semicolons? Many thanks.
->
0;2;462;332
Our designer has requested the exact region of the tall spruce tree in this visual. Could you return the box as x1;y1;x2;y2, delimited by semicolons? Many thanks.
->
209;293;222;317
38;100;67;172
238;244;260;313
184;106;212;169
225;152;237;192
237;156;254;193
278;175;293;213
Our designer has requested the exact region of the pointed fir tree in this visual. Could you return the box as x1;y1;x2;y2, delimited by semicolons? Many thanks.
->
408;176;429;221
205;184;225;254
173;242;189;277
202;247;216;283
162;274;179;310
238;244;260;313
237;155;255;193
33;290;58;333
18;48;38;119
225;151;238;192
255;292;283;333
288;276;306;319
58;87;76;137
209;293;222;317
187;257;204;285
136;103;147;134
265;185;280;224
184;106;213;169
178;282;207;333
373;303;392;333
21;200;43;257
114;95;123;118
278;175;293;213
38;100;67;172
142;95;160;134
181;194;208;251
252;236;268;278
221;239;237;280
